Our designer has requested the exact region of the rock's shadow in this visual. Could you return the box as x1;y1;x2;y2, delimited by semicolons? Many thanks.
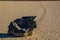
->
0;33;20;38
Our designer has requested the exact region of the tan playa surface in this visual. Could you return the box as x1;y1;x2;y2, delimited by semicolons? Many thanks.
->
0;1;60;40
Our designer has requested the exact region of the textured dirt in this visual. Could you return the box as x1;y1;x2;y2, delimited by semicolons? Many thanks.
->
0;1;60;40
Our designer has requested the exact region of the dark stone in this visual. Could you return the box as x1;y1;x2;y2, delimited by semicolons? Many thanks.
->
8;16;37;37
